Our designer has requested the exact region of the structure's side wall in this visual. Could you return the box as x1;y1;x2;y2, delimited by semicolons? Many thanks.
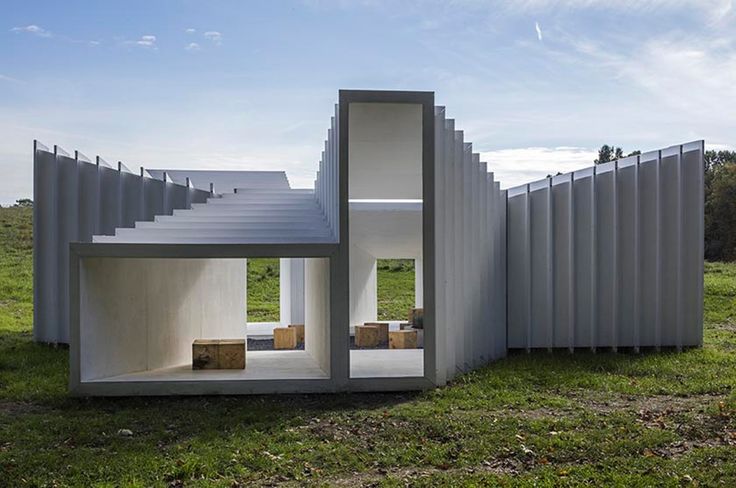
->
305;258;331;374
79;258;246;381
506;142;704;350
433;107;508;381
33;144;211;344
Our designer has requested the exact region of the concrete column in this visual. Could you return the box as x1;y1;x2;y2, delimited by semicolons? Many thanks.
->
280;258;305;326
349;244;377;326
414;256;423;308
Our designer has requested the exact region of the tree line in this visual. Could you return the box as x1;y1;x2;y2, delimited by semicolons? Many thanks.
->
595;145;736;261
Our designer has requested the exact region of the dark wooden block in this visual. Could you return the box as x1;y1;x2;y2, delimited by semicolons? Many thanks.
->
288;324;305;344
355;325;379;347
389;330;418;349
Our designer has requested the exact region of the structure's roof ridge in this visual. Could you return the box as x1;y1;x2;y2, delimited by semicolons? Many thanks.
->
505;140;704;197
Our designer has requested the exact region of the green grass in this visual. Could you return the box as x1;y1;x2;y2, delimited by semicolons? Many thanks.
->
247;258;281;322
377;259;415;321
1;206;735;486
247;258;416;323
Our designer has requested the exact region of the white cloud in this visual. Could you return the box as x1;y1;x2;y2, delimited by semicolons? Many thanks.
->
499;0;733;23
0;74;24;84
203;31;223;45
534;21;543;41
123;34;157;49
185;42;201;51
563;34;736;120
185;28;196;34
481;146;598;188
10;24;52;38
137;35;156;47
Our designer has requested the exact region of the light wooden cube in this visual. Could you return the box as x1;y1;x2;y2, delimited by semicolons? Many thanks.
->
218;339;246;369
288;324;305;344
192;339;219;370
389;330;418;349
273;327;297;349
355;325;379;347
364;322;389;343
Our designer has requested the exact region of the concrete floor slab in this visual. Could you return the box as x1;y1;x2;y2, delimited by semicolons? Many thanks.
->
93;350;329;382
350;349;424;378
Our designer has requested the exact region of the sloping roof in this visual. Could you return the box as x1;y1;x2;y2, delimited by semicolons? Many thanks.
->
145;170;290;193
93;188;337;244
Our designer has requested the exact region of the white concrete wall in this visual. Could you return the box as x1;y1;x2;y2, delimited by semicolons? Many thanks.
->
415;256;423;308
305;258;330;374
79;258;246;381
348;103;423;199
433;107;508;381
33;143;211;344
349;244;378;326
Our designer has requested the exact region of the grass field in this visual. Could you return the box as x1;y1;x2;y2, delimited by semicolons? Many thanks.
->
248;258;415;323
1;206;735;486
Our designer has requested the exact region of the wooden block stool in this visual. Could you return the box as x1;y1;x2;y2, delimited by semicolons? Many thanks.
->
273;327;297;350
389;330;418;349
192;339;245;370
218;339;246;369
355;325;379;347
288;324;305;345
192;339;219;370
364;322;389;343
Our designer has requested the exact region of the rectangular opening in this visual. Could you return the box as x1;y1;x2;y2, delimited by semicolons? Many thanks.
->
78;256;330;383
347;101;425;379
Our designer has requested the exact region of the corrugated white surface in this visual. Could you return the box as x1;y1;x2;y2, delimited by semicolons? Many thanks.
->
506;142;704;351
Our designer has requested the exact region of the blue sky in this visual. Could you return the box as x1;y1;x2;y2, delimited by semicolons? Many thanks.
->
1;0;734;204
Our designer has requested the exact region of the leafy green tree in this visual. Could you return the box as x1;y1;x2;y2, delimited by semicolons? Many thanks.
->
14;199;33;208
594;145;639;164
705;150;736;260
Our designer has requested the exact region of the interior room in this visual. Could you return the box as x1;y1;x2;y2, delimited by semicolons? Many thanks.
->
77;256;330;383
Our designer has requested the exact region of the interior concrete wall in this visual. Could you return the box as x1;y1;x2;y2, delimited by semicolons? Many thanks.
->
79;258;246;381
305;257;331;374
349;244;378;326
348;103;423;199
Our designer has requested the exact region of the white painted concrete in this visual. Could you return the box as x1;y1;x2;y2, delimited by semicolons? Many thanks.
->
350;349;424;378
280;258;305;326
349;244;378;326
80;258;246;381
348;103;423;199
305;258;330;374
98;350;328;382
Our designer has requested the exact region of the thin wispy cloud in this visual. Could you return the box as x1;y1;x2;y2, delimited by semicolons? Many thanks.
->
10;24;100;46
185;42;201;51
534;21;543;41
203;31;223;45
10;25;52;38
482;146;597;188
0;74;24;84
185;28;196;34
123;34;157;49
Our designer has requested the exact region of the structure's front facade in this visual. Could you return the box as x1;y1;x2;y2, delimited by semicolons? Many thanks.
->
32;90;704;396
